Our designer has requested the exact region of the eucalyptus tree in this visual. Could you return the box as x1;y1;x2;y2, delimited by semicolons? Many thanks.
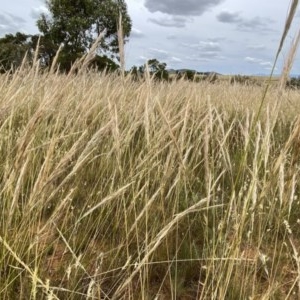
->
0;32;33;72
37;0;132;71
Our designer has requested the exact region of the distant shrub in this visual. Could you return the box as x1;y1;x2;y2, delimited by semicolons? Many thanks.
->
230;75;258;85
91;55;119;72
206;72;218;83
176;71;218;83
129;66;143;81
175;70;199;81
154;69;169;81
287;76;300;89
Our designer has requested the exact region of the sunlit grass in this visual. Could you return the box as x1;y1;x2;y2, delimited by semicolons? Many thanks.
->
1;2;300;297
0;65;300;299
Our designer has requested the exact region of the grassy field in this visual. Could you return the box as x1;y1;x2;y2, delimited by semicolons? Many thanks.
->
1;64;300;299
218;74;280;85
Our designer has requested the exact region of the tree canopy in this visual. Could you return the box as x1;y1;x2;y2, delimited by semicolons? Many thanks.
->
130;59;169;81
0;0;132;73
0;33;34;73
37;0;132;71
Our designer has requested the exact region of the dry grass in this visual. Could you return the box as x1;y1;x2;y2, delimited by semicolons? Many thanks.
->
1;2;300;298
0;65;300;299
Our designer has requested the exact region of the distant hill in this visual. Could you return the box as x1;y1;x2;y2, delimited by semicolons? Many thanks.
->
166;69;222;76
167;69;177;74
197;71;222;76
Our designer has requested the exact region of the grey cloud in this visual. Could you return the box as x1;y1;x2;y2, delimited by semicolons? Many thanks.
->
199;41;221;52
181;40;224;61
165;56;183;67
131;28;144;38
217;11;241;23
145;0;225;16
166;34;177;40
145;0;223;28
238;16;275;32
185;56;210;62
149;47;169;60
246;44;266;50
217;11;275;33
208;37;228;43
6;13;26;24
0;14;25;25
170;56;182;63
148;16;187;28
186;55;210;62
0;13;26;36
200;52;224;59
0;24;9;35
30;6;49;19
137;49;169;63
137;56;148;64
138;48;183;67
245;57;273;69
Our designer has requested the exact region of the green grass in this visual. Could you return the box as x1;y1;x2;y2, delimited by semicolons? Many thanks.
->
1;66;300;299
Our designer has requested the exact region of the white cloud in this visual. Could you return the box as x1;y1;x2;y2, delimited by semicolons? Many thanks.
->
259;61;273;67
245;57;274;70
30;6;49;19
182;41;221;52
185;55;210;62
245;56;263;63
149;47;169;59
171;56;182;62
246;44;266;50
131;27;144;38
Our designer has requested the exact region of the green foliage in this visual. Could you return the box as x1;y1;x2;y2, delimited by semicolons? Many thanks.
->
146;58;167;73
230;74;257;85
155;69;169;81
175;70;218;83
134;59;169;81
129;65;142;81
185;69;196;81
0;0;130;73
31;34;60;67
0;33;33;72
205;72;218;83
176;70;196;81
0;31;120;74
287;76;300;89
91;54;119;72
37;0;132;71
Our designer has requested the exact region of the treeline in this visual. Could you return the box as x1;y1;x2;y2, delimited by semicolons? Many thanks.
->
0;33;121;73
287;76;300;89
129;59;219;82
0;0;131;73
0;32;220;82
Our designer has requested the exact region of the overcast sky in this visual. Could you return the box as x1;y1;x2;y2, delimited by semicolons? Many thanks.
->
1;0;300;75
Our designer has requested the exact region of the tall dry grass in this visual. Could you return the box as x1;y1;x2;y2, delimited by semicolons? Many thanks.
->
0;65;300;299
1;1;300;298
